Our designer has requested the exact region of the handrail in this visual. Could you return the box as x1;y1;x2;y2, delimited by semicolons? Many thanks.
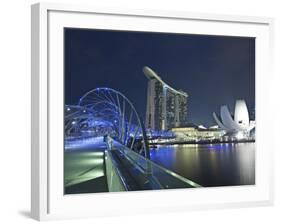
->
117;143;201;188
105;136;201;190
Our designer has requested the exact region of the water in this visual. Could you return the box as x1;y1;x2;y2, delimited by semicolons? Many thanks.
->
149;143;255;187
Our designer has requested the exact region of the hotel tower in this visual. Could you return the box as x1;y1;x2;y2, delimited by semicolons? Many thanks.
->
143;66;188;130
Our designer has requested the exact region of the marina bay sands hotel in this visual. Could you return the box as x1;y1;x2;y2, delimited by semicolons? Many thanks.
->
143;66;188;130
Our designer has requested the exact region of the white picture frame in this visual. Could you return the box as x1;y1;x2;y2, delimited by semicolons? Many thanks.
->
31;2;274;221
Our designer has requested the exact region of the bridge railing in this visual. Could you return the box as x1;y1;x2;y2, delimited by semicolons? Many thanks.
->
105;136;201;191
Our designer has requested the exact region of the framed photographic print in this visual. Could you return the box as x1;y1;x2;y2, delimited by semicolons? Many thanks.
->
31;2;274;221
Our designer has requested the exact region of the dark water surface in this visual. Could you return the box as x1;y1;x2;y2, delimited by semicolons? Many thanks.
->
149;143;255;187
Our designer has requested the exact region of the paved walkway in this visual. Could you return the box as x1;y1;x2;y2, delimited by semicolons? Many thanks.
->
64;137;108;194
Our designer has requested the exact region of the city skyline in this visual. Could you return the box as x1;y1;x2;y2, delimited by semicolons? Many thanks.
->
64;28;255;126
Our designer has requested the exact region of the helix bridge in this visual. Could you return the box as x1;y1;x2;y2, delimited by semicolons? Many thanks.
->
64;87;200;193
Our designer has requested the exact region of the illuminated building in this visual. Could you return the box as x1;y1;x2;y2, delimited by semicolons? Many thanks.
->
171;125;225;141
143;66;188;130
213;99;255;139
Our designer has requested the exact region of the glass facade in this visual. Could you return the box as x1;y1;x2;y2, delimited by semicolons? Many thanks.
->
146;77;188;131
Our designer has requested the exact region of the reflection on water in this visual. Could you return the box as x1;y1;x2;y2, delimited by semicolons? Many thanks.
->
150;143;255;187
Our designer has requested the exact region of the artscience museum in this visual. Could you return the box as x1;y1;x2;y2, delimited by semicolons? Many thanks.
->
213;100;255;140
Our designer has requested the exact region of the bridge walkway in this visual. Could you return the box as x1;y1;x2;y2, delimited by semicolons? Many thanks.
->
64;136;201;194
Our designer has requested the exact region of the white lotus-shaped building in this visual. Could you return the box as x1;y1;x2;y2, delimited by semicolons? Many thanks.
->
213;100;255;138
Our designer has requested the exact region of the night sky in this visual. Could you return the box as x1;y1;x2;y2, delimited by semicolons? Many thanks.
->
64;28;255;126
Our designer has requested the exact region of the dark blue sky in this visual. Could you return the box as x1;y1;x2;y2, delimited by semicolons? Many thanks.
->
64;28;255;126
